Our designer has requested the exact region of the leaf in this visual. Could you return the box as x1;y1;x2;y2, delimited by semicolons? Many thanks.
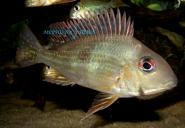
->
131;0;144;6
155;27;184;50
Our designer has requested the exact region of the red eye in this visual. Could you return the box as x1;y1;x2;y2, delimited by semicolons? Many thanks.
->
138;56;156;72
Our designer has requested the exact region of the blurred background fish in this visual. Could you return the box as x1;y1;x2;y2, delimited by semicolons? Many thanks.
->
25;0;77;7
69;0;128;19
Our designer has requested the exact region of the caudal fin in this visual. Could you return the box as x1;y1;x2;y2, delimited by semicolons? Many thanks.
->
16;24;42;67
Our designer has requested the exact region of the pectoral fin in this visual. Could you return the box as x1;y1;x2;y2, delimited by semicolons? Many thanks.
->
81;93;119;120
43;66;75;86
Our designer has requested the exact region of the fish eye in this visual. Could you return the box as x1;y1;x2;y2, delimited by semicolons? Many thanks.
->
74;5;80;11
138;56;156;72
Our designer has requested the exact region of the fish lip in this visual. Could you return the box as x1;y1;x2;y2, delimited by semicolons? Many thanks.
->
164;80;177;89
139;80;177;96
139;87;166;96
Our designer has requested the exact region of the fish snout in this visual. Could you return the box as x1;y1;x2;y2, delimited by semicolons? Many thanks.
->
163;79;177;90
139;79;177;97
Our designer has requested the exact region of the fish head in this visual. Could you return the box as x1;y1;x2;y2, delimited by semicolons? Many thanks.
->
69;2;83;19
135;43;177;98
70;2;87;19
118;40;177;99
69;1;106;19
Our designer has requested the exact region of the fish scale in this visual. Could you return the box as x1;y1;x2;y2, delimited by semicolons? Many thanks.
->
42;36;124;87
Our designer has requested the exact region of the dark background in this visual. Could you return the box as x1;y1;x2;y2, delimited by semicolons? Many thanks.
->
0;0;184;123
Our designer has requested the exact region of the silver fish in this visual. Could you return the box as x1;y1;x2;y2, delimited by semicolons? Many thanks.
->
16;9;177;120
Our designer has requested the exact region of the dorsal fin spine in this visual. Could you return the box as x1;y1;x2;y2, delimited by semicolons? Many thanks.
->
66;21;75;41
122;12;126;35
131;21;134;36
72;19;80;36
49;8;134;43
91;17;100;36
126;16;131;36
110;9;116;36
86;18;96;37
96;16;103;35
116;8;121;35
100;14;107;35
105;10;112;36
70;20;78;39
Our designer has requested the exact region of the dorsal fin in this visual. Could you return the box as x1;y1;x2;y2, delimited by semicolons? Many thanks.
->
48;8;134;43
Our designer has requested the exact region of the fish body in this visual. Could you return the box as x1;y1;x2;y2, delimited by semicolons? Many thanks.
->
44;35;175;96
17;9;177;119
69;0;127;19
25;0;76;7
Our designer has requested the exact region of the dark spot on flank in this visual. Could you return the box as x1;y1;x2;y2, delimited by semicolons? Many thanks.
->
78;48;91;61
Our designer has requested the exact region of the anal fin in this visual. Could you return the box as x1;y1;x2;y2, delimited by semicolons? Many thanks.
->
81;93;119;120
43;66;75;86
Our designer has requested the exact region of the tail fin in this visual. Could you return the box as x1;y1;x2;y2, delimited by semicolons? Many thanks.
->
16;24;42;67
110;0;129;8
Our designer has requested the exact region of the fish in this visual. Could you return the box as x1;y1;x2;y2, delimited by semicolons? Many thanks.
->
69;0;128;19
25;0;77;7
16;9;177;120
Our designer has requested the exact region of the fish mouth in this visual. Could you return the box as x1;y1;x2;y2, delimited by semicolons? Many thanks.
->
125;80;177;99
139;80;177;96
139;87;166;96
